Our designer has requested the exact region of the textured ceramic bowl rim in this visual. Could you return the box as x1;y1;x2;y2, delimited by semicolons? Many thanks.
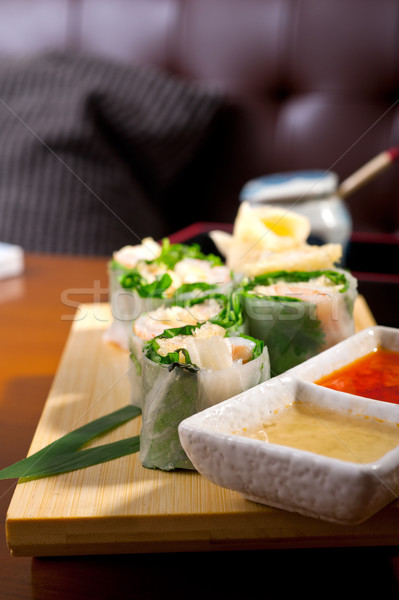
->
178;326;399;524
286;325;399;382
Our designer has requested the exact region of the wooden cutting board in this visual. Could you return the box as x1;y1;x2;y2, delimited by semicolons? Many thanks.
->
7;297;399;557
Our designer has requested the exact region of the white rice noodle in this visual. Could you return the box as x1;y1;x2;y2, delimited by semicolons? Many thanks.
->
195;338;269;412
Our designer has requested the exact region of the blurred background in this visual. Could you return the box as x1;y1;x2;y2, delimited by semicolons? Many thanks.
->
0;0;398;256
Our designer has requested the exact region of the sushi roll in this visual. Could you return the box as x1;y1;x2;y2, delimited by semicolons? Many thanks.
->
139;321;270;470
104;237;234;350
238;269;358;376
128;293;246;409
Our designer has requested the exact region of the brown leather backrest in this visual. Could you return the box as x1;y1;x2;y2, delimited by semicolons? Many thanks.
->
0;0;398;233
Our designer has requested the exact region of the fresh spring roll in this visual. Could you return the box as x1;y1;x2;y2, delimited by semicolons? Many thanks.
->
238;269;358;376
104;237;162;348
104;237;234;350
139;321;270;471
128;293;246;409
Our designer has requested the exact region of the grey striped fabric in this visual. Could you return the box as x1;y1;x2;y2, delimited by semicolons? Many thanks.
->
0;52;225;255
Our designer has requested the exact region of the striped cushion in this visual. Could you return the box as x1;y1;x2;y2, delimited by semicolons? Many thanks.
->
0;52;225;255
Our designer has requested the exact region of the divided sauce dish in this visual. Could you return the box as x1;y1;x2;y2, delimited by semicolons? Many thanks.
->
178;326;399;525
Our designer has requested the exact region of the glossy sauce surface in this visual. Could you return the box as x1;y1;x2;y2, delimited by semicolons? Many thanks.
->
235;401;399;463
315;346;399;404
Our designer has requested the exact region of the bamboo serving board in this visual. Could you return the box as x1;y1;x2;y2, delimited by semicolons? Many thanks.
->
7;297;399;557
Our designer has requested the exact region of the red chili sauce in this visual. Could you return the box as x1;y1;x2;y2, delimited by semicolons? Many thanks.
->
315;346;399;404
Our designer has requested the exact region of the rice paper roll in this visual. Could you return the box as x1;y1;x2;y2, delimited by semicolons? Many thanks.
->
105;237;234;350
128;293;246;409
104;237;163;348
108;237;162;293
140;322;270;470
238;269;357;376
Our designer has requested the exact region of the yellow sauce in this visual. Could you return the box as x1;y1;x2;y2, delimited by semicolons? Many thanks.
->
234;402;399;463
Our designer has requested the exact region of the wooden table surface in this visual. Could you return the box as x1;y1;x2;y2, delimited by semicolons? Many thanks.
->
1;253;399;599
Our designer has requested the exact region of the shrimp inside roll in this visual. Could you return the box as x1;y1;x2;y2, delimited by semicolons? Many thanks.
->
240;269;357;372
174;257;231;286
252;273;346;302
154;322;257;370
132;299;223;341
251;272;349;346
113;237;161;268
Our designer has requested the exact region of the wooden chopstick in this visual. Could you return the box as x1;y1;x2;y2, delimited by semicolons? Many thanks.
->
337;147;399;198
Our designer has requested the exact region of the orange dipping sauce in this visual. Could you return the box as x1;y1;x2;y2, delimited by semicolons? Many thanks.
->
315;346;399;404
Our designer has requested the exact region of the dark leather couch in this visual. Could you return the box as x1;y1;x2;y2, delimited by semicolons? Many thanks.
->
1;0;398;241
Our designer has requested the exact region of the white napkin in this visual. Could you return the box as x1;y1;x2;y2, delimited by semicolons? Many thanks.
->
0;242;24;280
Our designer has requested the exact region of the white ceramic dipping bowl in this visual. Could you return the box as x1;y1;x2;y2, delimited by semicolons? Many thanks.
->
178;326;399;525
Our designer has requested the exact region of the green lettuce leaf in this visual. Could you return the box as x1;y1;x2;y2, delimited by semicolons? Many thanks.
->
230;333;265;360
172;282;217;299
240;294;325;375
143;324;200;366
116;237;227;298
182;292;245;332
154;238;223;269
243;269;350;292
119;271;173;297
